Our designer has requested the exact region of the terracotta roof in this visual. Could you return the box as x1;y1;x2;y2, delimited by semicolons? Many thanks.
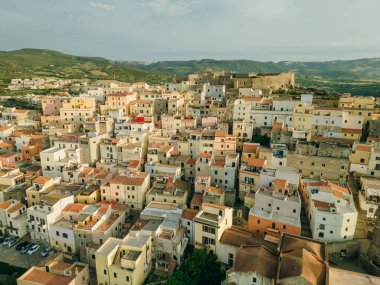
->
33;176;51;184
13;109;29;113
220;226;278;250
215;130;226;137
341;128;362;134
232;245;278;278
63;203;87;214
240;97;262;101
356;145;372;152
186;159;196;166
274;179;287;187
329;182;350;195
190;193;203;206
108;92;135;97
20;268;73;285
272;122;284;132
312;199;335;211
50;261;72;271
0;201;11;209
199;153;212;159
129;99;153;104
182;208;198;221
260;99;271;105
278;247;327;285
242;156;266;168
128;160;140;168
110;174;147;186
7;203;24;214
0;141;14;147
242;143;260;152
0;126;13;132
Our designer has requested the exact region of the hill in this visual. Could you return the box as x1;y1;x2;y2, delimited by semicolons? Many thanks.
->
125;58;380;96
1;49;380;96
0;49;173;94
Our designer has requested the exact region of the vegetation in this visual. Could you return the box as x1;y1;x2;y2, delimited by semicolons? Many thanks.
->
166;249;225;285
252;134;270;147
0;262;27;285
0;49;173;96
1;49;380;96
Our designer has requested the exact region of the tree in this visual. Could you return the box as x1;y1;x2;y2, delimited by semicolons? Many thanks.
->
252;134;270;147
166;249;224;285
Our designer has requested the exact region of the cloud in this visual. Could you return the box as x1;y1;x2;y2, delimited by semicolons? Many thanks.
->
138;0;200;16
91;2;114;11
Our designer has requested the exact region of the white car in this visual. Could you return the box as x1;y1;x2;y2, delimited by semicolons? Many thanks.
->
27;244;40;255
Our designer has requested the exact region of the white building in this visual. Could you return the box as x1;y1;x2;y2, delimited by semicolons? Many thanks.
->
27;193;75;244
301;180;357;242
359;177;380;218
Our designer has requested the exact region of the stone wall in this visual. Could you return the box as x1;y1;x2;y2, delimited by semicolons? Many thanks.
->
233;72;295;90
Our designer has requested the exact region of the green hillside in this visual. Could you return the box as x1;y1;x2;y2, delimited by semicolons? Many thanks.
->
0;49;173;94
1;49;380;96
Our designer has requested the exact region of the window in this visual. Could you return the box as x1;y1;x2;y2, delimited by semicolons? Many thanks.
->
319;224;325;230
253;277;257;284
203;225;216;234
293;209;296;213
126;276;130;282
114;273;117;278
63;233;68;239
104;269;107;275
319;232;324;238
56;231;60;236
257;219;260;224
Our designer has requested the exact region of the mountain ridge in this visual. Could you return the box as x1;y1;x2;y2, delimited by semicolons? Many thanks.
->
1;48;380;96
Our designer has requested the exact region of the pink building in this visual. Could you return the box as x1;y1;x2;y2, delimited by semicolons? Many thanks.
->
41;97;63;116
0;153;22;168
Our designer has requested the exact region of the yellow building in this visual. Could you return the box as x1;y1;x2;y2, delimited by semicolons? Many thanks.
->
96;232;152;285
194;202;233;255
104;92;137;115
60;97;97;123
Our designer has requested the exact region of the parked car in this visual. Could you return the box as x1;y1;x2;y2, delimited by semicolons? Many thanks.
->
7;238;19;248
27;244;40;255
2;237;12;246
41;247;54;257
3;236;18;247
21;243;34;254
16;241;30;251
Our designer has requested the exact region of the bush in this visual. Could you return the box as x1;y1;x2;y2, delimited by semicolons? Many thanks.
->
167;249;225;285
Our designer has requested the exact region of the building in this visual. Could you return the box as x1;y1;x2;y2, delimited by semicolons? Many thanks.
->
95;232;152;285
300;180;358;242
359;177;380;218
17;259;89;285
101;172;150;210
248;168;302;236
27;193;75;244
194;202;233;255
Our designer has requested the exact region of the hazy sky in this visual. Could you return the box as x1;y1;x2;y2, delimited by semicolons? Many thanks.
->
1;0;380;61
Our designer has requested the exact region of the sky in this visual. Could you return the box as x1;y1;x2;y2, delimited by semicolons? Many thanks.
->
1;0;380;62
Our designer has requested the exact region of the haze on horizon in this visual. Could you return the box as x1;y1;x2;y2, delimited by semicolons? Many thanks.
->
1;0;380;62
